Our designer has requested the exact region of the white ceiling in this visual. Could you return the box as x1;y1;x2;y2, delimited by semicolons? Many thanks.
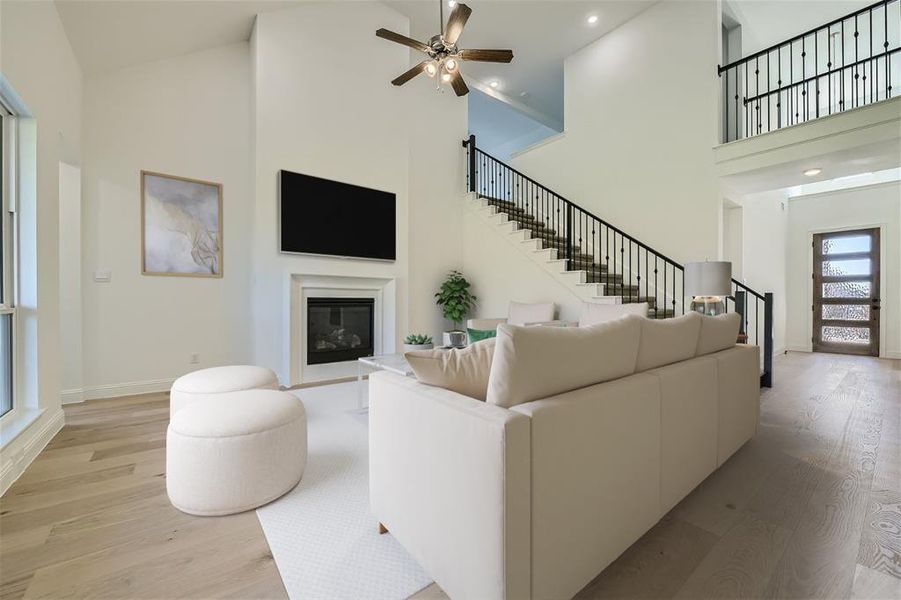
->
54;0;304;76
387;1;656;128
55;0;656;127
720;138;901;195
724;0;874;57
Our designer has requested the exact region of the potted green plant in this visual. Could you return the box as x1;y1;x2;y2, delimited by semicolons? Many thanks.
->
403;333;434;352
435;270;476;348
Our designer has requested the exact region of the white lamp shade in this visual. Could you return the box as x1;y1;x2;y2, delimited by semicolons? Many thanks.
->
685;261;732;296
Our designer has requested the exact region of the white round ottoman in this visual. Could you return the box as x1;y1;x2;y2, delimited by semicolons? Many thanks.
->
166;389;306;516
169;365;278;417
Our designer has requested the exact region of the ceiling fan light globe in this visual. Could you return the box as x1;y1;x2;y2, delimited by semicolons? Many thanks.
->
445;58;458;72
425;62;438;77
441;72;452;82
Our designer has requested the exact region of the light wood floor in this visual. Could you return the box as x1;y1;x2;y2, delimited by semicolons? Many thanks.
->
1;352;898;599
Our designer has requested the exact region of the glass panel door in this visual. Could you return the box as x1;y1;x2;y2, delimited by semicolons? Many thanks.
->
812;228;880;356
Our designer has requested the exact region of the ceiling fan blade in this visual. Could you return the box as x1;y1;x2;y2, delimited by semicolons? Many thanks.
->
443;3;472;46
391;61;429;86
460;49;514;63
449;71;469;97
376;28;430;53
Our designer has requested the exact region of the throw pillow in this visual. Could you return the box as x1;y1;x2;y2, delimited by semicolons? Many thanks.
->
507;301;556;326
405;338;496;401
635;312;702;372
467;327;497;343
696;312;741;356
486;315;642;408
579;302;649;327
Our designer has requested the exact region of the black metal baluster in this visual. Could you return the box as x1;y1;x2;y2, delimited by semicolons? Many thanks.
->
836;20;845;110
802;36;807;122
778;45;783;127
815;30;820;117
767;52;771;131
855;15;860;108
885;0;891;99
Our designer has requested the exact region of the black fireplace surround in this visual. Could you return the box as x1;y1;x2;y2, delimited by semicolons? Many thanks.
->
307;298;375;365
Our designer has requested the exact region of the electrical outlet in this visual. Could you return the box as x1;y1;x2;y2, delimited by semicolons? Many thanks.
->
189;353;200;364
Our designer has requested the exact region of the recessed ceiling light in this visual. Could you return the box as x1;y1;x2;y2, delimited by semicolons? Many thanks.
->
803;168;823;177
587;15;599;25
489;80;499;88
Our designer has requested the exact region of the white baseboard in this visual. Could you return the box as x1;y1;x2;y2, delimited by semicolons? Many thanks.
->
61;388;85;404
0;408;65;496
786;345;812;353
885;351;901;359
81;378;175;401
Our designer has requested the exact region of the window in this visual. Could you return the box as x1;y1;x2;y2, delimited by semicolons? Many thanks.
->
0;104;15;417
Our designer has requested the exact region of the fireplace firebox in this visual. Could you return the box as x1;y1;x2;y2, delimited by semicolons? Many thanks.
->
306;298;375;365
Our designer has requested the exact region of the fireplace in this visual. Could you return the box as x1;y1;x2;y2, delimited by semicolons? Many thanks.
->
306;298;375;365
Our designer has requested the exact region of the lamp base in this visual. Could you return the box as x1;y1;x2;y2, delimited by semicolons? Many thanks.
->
690;296;726;316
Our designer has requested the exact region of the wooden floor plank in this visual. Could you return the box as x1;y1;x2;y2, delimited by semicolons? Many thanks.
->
1;353;898;599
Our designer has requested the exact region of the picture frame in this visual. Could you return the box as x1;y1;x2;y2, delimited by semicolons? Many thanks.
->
140;170;223;278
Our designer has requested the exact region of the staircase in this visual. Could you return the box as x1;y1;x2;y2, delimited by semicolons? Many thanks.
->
463;135;774;387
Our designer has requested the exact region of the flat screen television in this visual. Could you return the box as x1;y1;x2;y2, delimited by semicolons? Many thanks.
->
279;170;396;261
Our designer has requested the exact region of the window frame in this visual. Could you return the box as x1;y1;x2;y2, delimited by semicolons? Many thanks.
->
0;101;18;422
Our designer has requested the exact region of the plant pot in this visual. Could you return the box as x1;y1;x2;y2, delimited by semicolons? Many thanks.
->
442;330;467;348
403;343;434;353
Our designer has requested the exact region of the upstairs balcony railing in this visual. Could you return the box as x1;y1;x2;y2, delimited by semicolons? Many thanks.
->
719;0;900;142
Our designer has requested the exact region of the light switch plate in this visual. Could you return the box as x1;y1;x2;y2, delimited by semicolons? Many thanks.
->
93;271;111;282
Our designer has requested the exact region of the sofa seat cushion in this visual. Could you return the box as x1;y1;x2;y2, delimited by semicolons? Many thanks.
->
697;312;741;356
635;312;702;372
405;339;496;401
487;315;642;408
579;302;649;327
507;301;556;326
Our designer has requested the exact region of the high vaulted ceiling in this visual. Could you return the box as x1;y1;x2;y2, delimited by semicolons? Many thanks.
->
387;1;656;129
54;1;304;76
55;0;657;129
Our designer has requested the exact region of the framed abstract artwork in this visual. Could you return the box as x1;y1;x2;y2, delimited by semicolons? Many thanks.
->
141;171;223;277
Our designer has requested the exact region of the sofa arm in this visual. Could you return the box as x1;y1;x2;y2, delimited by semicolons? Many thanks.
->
369;371;531;600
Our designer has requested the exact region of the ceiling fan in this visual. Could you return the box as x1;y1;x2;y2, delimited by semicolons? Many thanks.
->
376;1;513;97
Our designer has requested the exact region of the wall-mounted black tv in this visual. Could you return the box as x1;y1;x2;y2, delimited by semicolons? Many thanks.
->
279;170;396;261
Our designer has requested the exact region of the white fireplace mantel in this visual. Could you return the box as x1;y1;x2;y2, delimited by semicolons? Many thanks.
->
290;274;397;385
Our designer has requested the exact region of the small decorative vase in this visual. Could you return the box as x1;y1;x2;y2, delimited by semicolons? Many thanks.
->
403;343;434;352
442;331;467;348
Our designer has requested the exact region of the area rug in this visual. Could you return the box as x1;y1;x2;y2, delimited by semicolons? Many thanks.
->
255;381;433;600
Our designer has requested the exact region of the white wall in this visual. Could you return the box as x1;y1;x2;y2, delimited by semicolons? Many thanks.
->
511;0;722;265
722;203;743;279
0;0;82;493
462;203;585;324
251;3;466;383
59;162;83;401
81;43;253;395
740;190;788;353
786;182;900;357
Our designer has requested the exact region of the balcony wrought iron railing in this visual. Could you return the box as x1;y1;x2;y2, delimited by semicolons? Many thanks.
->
463;136;774;387
719;0;900;142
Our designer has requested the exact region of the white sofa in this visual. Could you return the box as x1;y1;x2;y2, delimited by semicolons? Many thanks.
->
369;313;759;600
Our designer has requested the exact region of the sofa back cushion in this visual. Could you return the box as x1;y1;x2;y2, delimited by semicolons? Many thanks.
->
579;302;649;327
508;301;556;326
635;312;702;371
486;315;642;408
696;312;741;356
405;339;496;401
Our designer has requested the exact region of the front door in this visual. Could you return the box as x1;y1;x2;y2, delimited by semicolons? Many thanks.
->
812;228;880;356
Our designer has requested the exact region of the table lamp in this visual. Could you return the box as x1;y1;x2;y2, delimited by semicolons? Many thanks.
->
685;261;732;316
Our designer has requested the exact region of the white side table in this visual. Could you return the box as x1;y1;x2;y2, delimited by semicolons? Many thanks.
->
357;354;414;409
